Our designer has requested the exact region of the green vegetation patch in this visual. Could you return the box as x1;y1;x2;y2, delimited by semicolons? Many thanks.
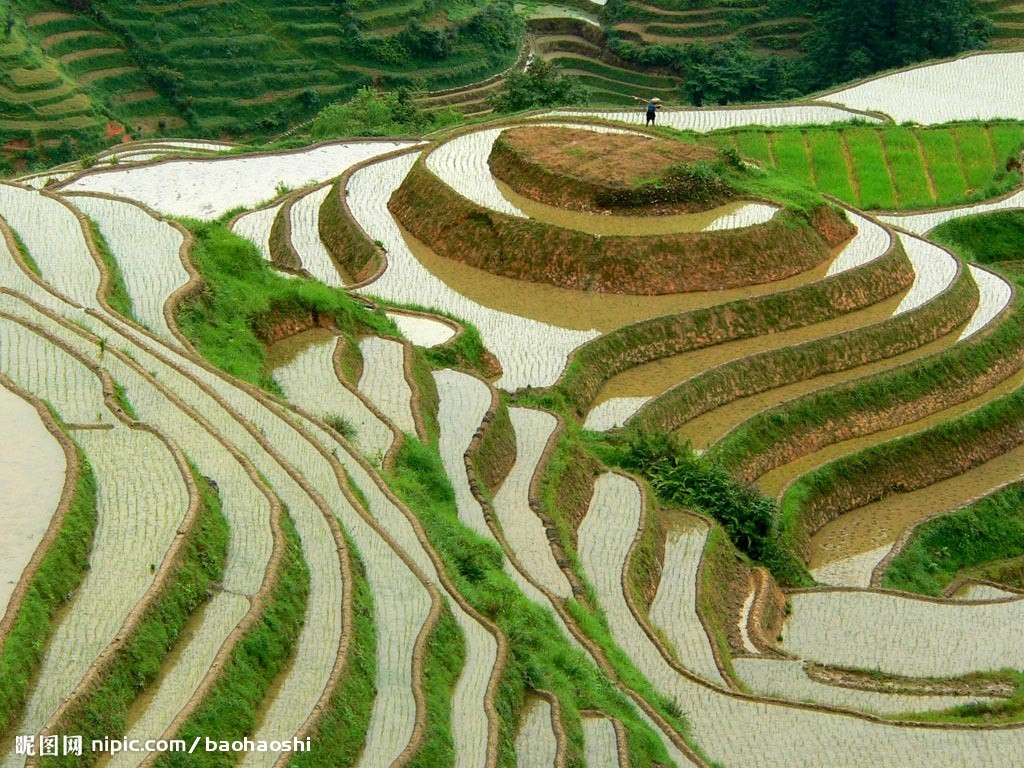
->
386;436;678;767
311;87;461;140
954;124;999;192
597;430;810;585
0;446;96;734
882;482;1024;596
407;603;465;768
716;123;1023;210
807;130;856;203
174;220;394;392
932;211;1024;266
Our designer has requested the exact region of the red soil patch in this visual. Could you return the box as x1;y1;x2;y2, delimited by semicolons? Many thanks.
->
492;126;729;214
501;126;716;187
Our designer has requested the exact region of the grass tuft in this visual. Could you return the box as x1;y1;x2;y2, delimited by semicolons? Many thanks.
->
174;220;393;392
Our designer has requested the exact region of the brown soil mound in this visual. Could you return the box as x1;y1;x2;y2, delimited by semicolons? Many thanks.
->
490;126;726;214
389;158;854;296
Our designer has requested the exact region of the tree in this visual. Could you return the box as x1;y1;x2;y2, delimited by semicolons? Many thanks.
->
490;57;588;113
311;87;460;139
681;41;788;105
803;0;992;87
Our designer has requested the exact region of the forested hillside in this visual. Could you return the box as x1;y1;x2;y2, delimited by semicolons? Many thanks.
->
0;0;1015;171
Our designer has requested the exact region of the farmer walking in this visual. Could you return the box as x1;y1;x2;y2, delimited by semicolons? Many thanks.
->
634;96;662;125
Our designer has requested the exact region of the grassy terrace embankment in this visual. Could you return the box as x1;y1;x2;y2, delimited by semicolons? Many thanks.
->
526;14;687;107
390;141;854;294
8;0;521;142
711;284;1022;484
980;0;1024;48
553;231;911;413
932;210;1024;266
630;249;977;436
775;371;1024;565
319;178;382;284
882;482;1024;596
39;473;229;768
709;122;1024;210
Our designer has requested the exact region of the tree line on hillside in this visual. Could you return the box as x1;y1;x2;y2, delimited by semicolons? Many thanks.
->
603;0;992;104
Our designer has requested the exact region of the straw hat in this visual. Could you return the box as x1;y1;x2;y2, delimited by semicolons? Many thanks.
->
650;97;662;103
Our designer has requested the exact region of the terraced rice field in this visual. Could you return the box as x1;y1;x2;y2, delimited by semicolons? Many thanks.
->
5;64;1024;767
712;123;1024;210
607;0;810;56
0;382;66;617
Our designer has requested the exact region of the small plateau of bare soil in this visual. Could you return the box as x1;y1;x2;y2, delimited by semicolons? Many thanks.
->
501;126;717;188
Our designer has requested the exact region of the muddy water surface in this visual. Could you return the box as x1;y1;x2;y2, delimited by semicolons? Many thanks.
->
593;288;906;404
759;367;1024;499
495;179;760;236
809;440;1024;573
398;224;831;332
680;323;963;450
0;385;66;617
265;326;336;370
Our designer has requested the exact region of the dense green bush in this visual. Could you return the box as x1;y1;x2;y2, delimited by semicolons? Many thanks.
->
932;211;1024;266
606;0;992;105
490;57;588;113
311;87;460;138
803;0;993;88
609;431;809;585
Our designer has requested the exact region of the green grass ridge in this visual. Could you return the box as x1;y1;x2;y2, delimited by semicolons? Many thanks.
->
0;441;96;736
287;536;375;768
154;508;310;767
386;435;680;768
86;215;136;322
39;471;230;768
